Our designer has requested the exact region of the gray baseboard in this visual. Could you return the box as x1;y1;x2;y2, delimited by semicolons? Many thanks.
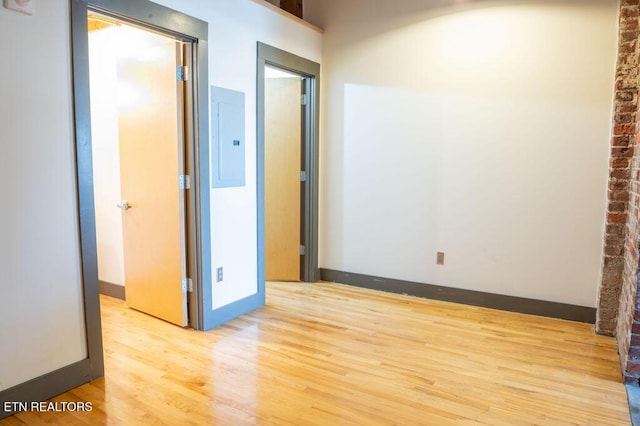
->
0;359;92;419
320;268;596;323
627;385;640;426
99;281;125;300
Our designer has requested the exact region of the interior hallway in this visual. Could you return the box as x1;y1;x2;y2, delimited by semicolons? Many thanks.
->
0;282;630;425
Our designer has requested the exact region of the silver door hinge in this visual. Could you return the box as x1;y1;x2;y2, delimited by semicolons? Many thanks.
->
176;65;189;81
179;174;191;190
300;245;306;256
300;171;307;182
182;278;193;293
301;94;307;106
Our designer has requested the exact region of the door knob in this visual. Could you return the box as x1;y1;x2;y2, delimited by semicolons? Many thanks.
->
116;200;131;210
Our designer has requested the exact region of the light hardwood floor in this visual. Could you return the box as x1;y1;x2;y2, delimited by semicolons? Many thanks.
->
1;281;631;425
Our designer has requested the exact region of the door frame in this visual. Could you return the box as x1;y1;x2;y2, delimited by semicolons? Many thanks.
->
71;0;211;346
257;43;320;283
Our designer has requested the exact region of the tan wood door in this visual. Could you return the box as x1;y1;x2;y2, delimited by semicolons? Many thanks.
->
117;31;187;326
265;77;302;281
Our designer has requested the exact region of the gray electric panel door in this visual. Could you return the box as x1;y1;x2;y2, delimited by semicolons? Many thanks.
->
211;86;245;188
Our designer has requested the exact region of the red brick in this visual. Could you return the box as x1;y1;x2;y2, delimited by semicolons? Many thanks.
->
627;360;640;374
617;91;636;102
605;236;625;249
611;158;631;168
629;347;640;360
621;6;640;19
609;213;628;224
614;124;637;135
612;169;632;180
607;223;628;234
608;201;627;213
606;244;625;256
612;147;634;158
604;256;625;268
614;136;632;147
622;31;640;43
619;104;638;114
601;0;640;386
609;180;630;191
622;19;640;31
616;113;634;124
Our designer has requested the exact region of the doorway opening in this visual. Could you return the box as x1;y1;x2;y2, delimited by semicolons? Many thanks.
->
257;43;320;285
87;12;190;326
71;0;211;337
264;65;305;281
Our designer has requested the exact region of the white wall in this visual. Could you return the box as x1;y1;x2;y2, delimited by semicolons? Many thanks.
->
0;0;320;392
307;0;617;307
89;28;126;287
0;1;87;390
151;0;322;309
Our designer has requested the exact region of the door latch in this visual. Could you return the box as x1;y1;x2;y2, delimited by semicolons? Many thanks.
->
116;200;131;210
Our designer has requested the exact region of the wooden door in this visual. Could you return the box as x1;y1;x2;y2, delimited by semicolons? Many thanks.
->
265;77;302;281
117;30;187;326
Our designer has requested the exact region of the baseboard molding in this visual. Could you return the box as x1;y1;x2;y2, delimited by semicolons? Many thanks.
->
99;281;125;300
626;385;640;426
320;269;596;324
0;359;92;419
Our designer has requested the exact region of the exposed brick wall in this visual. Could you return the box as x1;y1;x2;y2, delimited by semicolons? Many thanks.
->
618;118;640;383
598;0;639;337
599;0;640;385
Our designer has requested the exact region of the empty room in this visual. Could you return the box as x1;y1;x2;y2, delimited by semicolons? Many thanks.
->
1;0;638;424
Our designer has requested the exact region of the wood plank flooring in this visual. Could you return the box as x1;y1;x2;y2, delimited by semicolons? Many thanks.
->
1;281;631;425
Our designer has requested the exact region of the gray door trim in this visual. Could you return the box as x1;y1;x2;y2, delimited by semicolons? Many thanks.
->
257;42;320;283
70;0;209;382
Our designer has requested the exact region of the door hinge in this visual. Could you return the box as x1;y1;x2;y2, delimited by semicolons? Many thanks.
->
176;65;189;81
300;245;306;256
300;171;307;182
182;278;193;293
179;174;191;190
301;94;307;106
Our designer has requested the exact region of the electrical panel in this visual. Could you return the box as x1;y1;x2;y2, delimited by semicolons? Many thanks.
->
211;86;245;188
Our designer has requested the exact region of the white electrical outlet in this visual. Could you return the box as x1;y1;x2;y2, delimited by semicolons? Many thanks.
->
3;0;35;16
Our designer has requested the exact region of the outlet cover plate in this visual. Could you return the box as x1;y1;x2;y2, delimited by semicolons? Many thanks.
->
3;0;35;15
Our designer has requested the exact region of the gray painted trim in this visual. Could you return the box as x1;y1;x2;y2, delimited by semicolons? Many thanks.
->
70;1;209;411
193;36;211;331
183;38;210;331
71;0;105;383
86;0;210;323
257;42;320;283
98;281;125;300
75;0;209;333
0;360;91;419
321;269;597;323
626;384;640;426
86;0;207;40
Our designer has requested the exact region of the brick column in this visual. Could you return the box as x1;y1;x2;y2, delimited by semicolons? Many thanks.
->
597;0;639;336
598;0;640;385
